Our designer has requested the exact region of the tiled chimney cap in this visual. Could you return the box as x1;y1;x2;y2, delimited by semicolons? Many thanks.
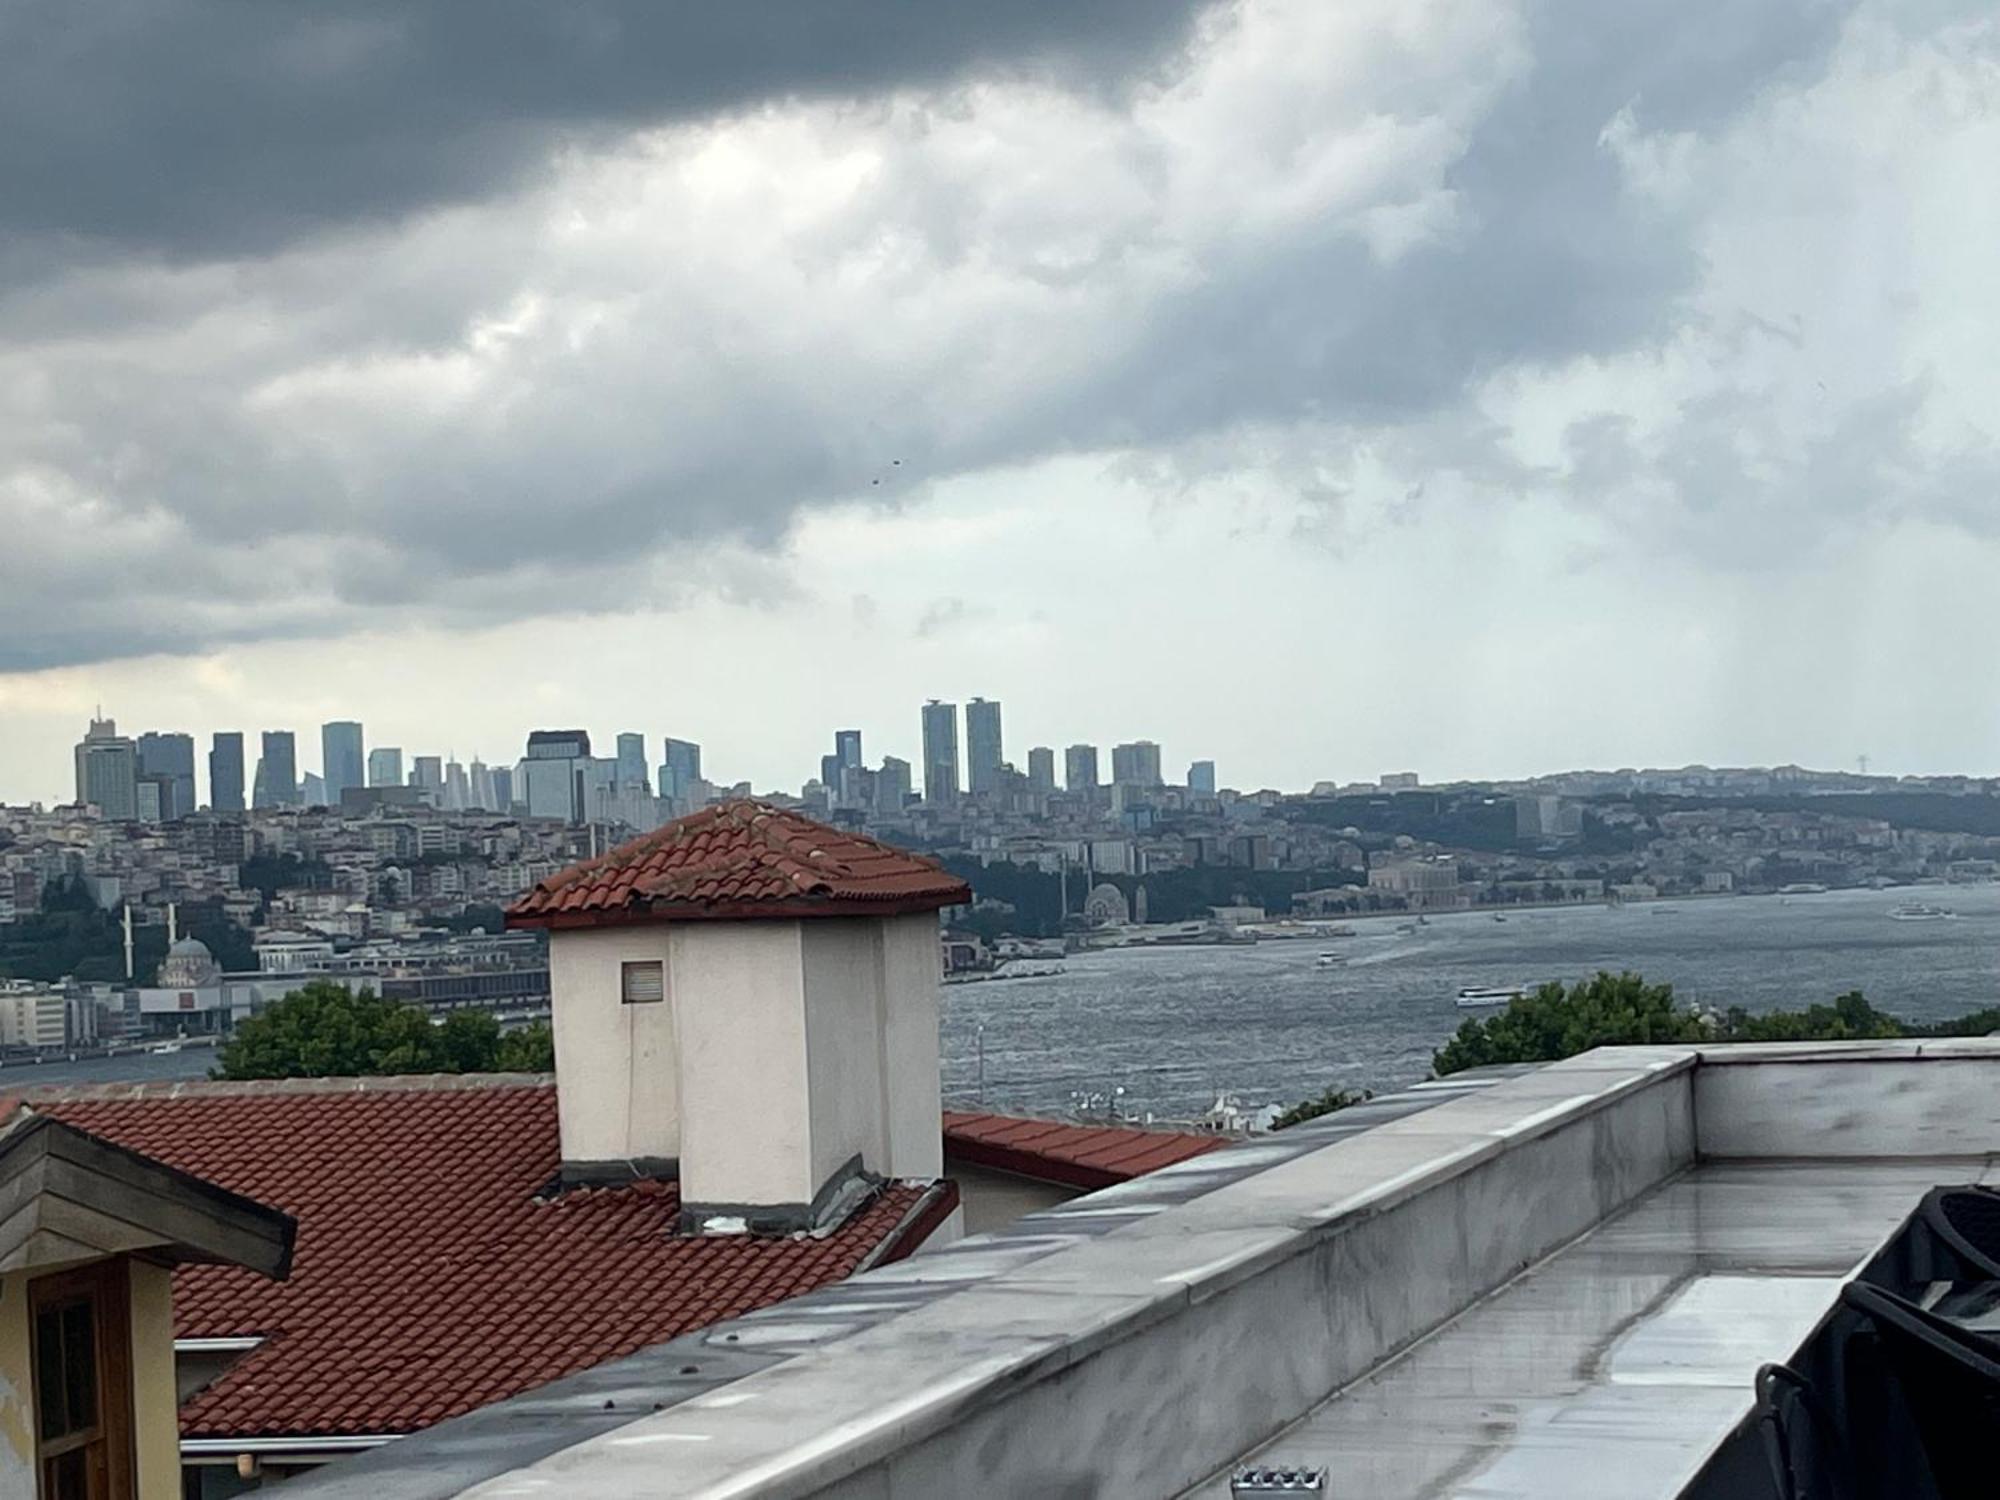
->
507;799;972;930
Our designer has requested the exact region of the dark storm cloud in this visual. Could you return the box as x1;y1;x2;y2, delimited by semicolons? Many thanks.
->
4;0;1987;676
0;0;1213;261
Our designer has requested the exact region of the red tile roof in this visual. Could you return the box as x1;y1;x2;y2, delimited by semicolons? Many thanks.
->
31;1079;941;1441
507;800;971;929
943;1111;1229;1191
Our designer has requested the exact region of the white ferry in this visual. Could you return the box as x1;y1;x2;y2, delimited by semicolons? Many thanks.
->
1455;985;1524;1009
1887;902;1954;922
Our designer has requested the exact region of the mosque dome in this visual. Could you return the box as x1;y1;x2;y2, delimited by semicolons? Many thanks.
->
157;935;221;988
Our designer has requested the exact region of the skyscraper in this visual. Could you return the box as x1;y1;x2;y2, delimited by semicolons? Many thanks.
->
965;698;1003;796
444;759;470;811
322;721;365;803
490;765;515;813
469;759;495;812
367;747;404;789
921;700;960;806
521;730;592;823
209;732;245;813
1188;760;1217;796
615;732;650;793
252;731;298;809
135;731;196;820
74;717;138;820
835;730;863;770
411;756;444;803
1111;740;1164;788
1064;744;1100;795
659;738;702;801
819;753;841;790
877;756;912;813
1027;746;1056;792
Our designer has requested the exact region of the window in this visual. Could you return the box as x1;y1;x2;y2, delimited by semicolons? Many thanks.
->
621;960;665;1005
30;1263;134;1500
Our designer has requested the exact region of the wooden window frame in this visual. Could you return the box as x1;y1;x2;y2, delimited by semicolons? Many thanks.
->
29;1260;136;1500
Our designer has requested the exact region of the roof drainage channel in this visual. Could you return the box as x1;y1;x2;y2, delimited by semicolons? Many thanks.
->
279;1070;1517;1499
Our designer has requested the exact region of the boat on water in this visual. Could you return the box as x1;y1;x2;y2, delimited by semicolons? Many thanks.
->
150;1040;183;1055
1456;985;1524;1009
1314;952;1342;969
1887;903;1955;922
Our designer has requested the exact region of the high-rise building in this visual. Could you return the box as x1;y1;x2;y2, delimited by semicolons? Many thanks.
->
74;717;139;820
1064;744;1100;795
1027;746;1056;792
252;731;298;809
469;759;495;812
411;756;444;805
444;759;471;811
135;731;196;820
367;747;404;789
615;733;650;793
301;771;327;807
835;730;863;770
209;732;246;813
965;699;1003;796
877;756;912;813
321;721;365;802
819;753;841;790
659;738;702;801
1188;760;1217;796
921;701;960;806
1111;740;1164;788
522;730;593;823
490;765;515;813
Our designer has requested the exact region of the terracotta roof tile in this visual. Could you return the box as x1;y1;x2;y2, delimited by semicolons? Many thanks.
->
507;800;970;929
942;1110;1228;1191
34;1081;933;1441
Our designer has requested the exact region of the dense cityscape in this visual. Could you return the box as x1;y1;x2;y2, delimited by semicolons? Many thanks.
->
4;700;1995;1059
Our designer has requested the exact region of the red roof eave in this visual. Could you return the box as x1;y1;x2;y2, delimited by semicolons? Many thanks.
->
508;891;967;931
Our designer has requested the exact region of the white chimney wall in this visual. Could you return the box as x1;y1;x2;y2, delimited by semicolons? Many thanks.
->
547;910;945;1230
547;925;682;1176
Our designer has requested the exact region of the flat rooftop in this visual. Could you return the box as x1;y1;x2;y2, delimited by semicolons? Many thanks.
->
288;1039;2000;1499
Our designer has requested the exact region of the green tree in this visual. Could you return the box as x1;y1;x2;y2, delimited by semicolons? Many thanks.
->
213;982;556;1079
496;1023;555;1072
1432;972;1706;1076
1271;1086;1372;1131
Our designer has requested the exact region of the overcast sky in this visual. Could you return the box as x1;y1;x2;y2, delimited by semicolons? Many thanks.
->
5;0;1998;803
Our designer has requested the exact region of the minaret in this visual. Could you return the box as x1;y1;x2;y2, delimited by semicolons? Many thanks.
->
122;905;135;981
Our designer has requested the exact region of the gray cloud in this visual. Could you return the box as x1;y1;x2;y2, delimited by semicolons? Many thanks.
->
4;0;1994;676
1;1;1212;263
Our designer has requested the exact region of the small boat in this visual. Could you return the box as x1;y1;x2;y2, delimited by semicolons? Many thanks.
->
1887;903;1954;922
1491;914;1507;923
1315;952;1341;969
1456;985;1523;1009
150;1040;183;1055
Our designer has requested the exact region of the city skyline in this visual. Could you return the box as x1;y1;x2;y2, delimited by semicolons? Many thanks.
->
6;3;2000;810
16;692;1997;814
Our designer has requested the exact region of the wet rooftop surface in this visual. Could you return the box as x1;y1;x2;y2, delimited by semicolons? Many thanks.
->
1193;1156;2000;1500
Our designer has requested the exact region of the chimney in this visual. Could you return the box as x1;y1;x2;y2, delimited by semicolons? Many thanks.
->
508;801;971;1234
